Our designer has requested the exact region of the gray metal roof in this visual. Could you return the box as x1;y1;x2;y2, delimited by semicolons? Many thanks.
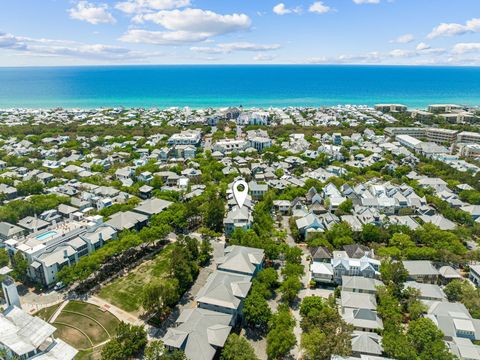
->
163;308;232;360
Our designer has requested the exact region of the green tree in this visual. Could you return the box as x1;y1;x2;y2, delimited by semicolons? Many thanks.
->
16;179;44;196
336;199;353;215
113;322;147;359
141;279;179;316
221;334;259;360
243;290;272;329
267;305;296;360
101;338;126;360
407;318;455;360
280;276;302;304
444;279;464;302
253;268;279;297
361;223;387;244
0;249;9;267
389;233;415;249
144;341;186;360
300;296;352;360
198;238;212;265
12;252;28;282
203;191;225;233
380;259;408;297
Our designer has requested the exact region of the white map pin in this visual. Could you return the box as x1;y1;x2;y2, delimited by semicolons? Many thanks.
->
233;179;248;208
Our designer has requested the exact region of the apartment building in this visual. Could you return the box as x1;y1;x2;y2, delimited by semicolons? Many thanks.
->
167;130;202;146
374;104;407;113
385;127;426;138
5;217;117;286
457;131;480;144
425;128;458;144
428;104;462;113
458;144;480;159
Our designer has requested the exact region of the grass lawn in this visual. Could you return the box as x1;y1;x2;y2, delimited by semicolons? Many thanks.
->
97;244;173;314
76;346;104;360
56;312;110;344
54;323;92;350
64;301;120;336
49;301;119;357
34;303;61;322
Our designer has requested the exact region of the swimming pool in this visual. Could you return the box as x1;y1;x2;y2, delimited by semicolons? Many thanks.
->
35;230;58;241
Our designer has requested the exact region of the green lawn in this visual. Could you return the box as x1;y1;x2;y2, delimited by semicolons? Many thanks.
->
54;323;92;350
56;312;110;344
34;303;61;322
64;301;120;336
47;301;120;357
75;346;104;360
97;245;173;314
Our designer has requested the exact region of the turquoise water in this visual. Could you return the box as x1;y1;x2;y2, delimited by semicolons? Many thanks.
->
0;65;479;109
36;230;58;240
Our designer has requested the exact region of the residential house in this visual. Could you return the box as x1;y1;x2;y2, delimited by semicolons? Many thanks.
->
105;211;148;231
163;308;232;360
195;270;251;322
403;260;439;284
216;245;264;277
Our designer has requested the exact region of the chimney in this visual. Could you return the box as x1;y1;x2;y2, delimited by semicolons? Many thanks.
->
63;249;68;258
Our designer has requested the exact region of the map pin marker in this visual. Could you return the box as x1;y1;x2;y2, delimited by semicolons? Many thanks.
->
233;179;248;208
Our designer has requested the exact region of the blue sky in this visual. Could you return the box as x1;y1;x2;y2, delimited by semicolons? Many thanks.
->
0;0;480;66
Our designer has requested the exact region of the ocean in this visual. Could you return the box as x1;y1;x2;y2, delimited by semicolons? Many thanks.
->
0;65;479;109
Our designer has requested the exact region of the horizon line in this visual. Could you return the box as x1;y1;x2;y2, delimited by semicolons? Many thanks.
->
1;63;480;69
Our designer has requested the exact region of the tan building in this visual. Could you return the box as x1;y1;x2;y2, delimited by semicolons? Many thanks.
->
457;131;480;144
425;128;458;144
375;104;407;113
427;104;462;113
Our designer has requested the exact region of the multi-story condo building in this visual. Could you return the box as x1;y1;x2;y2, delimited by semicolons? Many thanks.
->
426;128;458;144
458;144;480;159
428;104;462;113
457;131;480;144
374;104;407;113
5;216;117;286
167;130;202;146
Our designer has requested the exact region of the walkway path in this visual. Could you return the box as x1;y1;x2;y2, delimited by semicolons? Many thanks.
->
281;216;310;360
49;300;69;323
87;296;142;326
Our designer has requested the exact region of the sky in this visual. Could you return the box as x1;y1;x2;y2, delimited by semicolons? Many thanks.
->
0;0;480;66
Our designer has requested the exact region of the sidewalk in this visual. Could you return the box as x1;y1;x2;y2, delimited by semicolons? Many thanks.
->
49;300;69;323
87;295;142;326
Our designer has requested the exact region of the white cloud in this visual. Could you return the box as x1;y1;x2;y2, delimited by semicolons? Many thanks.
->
352;0;380;4
389;49;415;58
427;18;480;39
135;8;250;33
191;42;281;54
0;31;156;61
416;42;430;51
390;34;414;44
0;33;27;50
273;3;302;15
68;1;116;24
308;2;332;14
452;42;480;54
120;29;209;44
254;53;274;61
122;8;251;45
115;0;190;14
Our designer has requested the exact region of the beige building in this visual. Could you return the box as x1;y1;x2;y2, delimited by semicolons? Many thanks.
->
425;128;458;144
457;131;480;144
374;104;407;113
